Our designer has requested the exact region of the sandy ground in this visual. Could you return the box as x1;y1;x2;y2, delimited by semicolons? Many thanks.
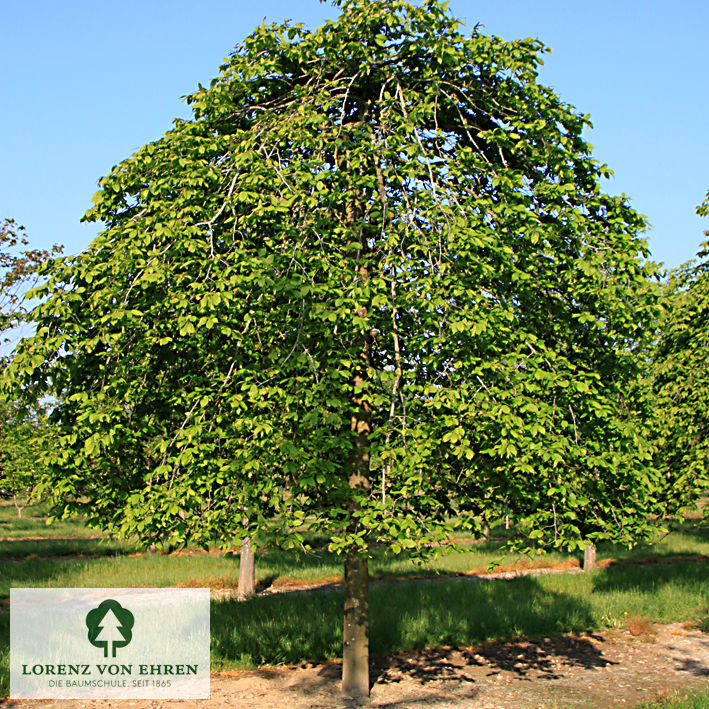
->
4;622;708;709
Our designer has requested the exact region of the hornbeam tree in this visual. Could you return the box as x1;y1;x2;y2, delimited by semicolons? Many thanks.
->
0;400;53;518
0;220;61;517
651;192;709;517
6;0;662;696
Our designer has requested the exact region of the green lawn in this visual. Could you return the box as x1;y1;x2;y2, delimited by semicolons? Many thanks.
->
2;501;708;700
207;561;709;670
0;500;101;539
2;561;708;698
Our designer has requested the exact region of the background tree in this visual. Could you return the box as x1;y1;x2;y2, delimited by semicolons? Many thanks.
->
5;0;662;695
651;192;709;518
0;220;61;516
0;401;52;518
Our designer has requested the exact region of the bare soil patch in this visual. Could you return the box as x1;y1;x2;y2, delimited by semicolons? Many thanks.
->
4;622;708;708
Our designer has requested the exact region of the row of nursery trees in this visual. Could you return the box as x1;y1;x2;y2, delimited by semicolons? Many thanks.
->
1;0;708;696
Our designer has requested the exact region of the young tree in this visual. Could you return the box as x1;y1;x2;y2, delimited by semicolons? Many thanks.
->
651;192;709;517
0;401;52;518
6;0;661;695
0;220;61;516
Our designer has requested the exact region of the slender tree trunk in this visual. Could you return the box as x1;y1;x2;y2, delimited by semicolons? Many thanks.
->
342;546;369;697
342;373;371;697
583;542;596;572
341;133;371;698
504;499;509;530
238;536;256;599
482;520;490;541
13;495;23;519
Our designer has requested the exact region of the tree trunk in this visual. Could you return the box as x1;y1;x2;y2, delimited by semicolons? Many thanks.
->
342;386;371;696
342;340;372;696
238;536;256;599
342;547;369;697
13;495;23;519
340;136;371;697
482;520;490;541
583;542;596;572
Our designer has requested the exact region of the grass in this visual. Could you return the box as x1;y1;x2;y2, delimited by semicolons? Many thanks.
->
207;561;709;671
595;520;709;562
0;536;135;559
0;501;138;559
0;500;99;539
2;560;707;696
0;553;244;600
635;689;709;708
1;501;708;699
5;523;706;598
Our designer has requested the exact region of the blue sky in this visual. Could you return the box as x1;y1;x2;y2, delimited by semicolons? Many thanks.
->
1;0;707;271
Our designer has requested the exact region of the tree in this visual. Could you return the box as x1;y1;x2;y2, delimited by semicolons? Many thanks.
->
651;192;709;517
0;400;53;518
5;0;662;695
0;220;61;516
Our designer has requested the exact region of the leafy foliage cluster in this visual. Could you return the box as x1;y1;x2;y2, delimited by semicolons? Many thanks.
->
0;400;53;515
0;220;61;513
7;0;663;554
0;219;61;337
652;192;709;515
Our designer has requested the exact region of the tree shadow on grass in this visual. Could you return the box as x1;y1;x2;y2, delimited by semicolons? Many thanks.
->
211;574;613;695
667;517;709;540
591;562;709;679
0;609;8;698
591;559;709;594
368;576;614;687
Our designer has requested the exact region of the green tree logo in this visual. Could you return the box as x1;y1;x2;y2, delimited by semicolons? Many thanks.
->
85;599;134;657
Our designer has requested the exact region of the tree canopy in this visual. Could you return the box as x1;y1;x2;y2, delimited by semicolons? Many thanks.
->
5;0;664;694
8;0;661;553
651;192;709;516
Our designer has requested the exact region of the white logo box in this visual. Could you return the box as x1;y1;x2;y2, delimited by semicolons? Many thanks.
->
10;588;210;699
